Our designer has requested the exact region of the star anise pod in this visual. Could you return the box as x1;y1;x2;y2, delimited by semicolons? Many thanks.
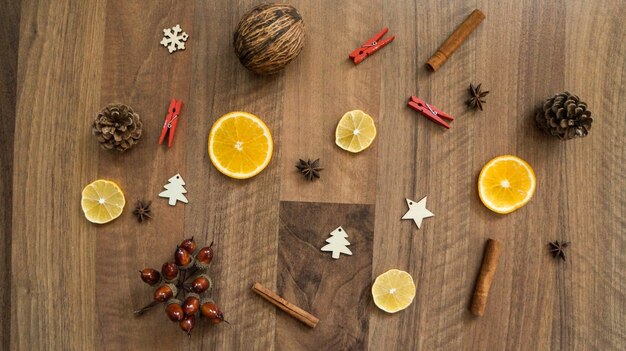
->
133;200;152;222
466;83;489;111
548;240;569;261
295;158;323;181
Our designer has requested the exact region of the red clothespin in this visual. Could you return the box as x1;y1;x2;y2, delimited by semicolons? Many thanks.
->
408;96;454;129
349;27;395;64
159;99;183;147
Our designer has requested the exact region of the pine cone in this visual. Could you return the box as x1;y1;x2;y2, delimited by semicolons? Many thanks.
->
92;103;143;152
535;92;592;140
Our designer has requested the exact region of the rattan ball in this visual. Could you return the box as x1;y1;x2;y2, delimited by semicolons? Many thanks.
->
233;3;305;75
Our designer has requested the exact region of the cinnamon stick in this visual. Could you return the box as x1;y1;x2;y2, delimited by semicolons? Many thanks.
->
470;238;501;316
252;282;319;328
426;9;485;71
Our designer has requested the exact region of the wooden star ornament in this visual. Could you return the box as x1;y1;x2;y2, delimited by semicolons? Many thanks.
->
402;197;434;229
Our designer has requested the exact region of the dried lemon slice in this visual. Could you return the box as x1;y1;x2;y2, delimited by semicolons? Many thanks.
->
81;179;125;224
372;269;416;313
335;110;377;153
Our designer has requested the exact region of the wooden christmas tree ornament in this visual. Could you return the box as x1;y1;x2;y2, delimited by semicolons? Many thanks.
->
233;3;305;75
159;174;189;206
320;226;352;259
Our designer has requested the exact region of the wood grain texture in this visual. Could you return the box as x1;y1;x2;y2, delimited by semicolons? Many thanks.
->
276;201;373;350
93;1;283;349
95;1;194;349
184;1;284;349
9;0;626;350
562;2;626;349
11;1;106;350
279;0;381;205
0;0;20;349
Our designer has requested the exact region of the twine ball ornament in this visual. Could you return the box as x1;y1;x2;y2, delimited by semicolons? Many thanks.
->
233;3;305;75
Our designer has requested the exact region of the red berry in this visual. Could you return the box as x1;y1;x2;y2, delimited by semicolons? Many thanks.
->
179;315;196;336
195;242;214;268
154;284;176;302
200;299;225;322
174;246;193;268
191;274;211;293
183;294;200;315
210;317;224;325
165;301;184;321
161;262;179;281
139;268;161;285
180;237;197;253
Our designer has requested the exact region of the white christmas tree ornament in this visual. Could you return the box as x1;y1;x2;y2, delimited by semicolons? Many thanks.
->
402;196;434;229
159;173;189;206
321;226;352;259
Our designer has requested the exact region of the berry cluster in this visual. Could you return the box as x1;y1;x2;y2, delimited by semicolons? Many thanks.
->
134;237;226;336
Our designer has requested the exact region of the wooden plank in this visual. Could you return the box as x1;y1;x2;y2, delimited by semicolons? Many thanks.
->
276;201;374;350
563;1;626;349
367;2;425;349
94;1;193;349
11;1;106;349
182;1;284;350
279;0;381;205
493;1;567;349
8;0;626;349
94;0;285;348
370;1;482;350
0;0;20;349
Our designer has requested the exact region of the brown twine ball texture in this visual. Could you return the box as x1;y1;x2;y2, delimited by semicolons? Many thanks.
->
92;103;143;152
233;3;305;75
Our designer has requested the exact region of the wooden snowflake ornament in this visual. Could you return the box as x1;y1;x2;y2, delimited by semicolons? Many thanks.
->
161;24;188;53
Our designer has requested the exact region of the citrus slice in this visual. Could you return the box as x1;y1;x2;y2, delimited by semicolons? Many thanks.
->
372;269;416;313
335;110;377;153
478;155;536;214
208;111;273;179
81;179;125;224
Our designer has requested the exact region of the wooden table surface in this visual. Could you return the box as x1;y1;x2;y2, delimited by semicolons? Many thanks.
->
2;1;625;350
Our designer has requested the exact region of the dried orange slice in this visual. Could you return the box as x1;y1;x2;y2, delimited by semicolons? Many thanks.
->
208;111;273;179
372;269;416;313
335;110;377;153
81;179;125;224
478;155;536;214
